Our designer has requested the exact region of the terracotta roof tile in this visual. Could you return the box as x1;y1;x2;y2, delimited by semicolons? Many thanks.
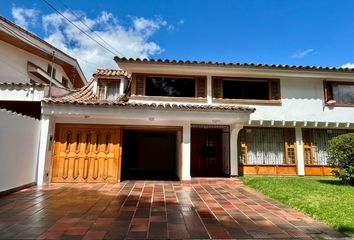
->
94;69;131;77
43;78;254;113
115;57;354;73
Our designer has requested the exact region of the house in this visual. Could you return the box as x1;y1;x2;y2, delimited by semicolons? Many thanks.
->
37;57;354;184
0;16;86;193
0;16;86;118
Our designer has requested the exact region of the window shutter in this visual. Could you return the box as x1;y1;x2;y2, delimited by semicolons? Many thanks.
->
196;77;206;97
270;80;280;100
213;78;222;98
136;74;145;95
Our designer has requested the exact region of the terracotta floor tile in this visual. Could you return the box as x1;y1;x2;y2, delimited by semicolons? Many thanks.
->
0;179;347;240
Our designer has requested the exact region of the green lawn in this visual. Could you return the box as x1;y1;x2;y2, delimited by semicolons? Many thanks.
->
238;176;354;232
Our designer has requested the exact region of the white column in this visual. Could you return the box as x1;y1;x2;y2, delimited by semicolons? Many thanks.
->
182;122;191;180
119;78;125;95
295;126;305;176
37;115;50;184
230;124;243;176
207;75;212;104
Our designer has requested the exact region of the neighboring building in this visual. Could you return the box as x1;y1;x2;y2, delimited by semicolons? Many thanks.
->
37;58;354;184
0;16;86;118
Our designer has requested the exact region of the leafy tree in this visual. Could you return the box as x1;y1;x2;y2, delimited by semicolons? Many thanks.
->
327;133;354;185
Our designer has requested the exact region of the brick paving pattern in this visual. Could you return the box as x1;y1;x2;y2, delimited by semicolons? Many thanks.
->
0;178;350;239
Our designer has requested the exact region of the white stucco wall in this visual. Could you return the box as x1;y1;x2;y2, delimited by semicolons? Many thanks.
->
0;109;40;192
0;40;69;84
246;77;354;124
0;85;44;101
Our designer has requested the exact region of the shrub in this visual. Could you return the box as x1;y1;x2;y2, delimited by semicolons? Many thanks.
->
327;133;354;185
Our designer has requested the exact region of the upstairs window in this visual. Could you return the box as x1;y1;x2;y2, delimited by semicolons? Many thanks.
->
133;74;206;98
324;81;354;105
146;76;195;97
213;77;280;101
47;64;56;79
97;79;120;100
62;77;69;88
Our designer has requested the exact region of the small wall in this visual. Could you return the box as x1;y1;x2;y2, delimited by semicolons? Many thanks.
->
0;109;40;192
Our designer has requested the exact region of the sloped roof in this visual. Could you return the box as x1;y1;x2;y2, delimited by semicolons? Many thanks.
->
0;16;86;87
43;73;255;113
94;69;131;78
115;57;354;73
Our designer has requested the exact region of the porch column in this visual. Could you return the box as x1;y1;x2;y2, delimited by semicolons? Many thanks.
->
182;122;191;180
295;126;305;176
207;75;212;104
37;115;50;184
230;124;243;176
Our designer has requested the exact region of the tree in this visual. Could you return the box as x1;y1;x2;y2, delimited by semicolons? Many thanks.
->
327;133;354;185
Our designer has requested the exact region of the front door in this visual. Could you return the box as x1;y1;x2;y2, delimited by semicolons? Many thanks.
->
51;125;121;183
191;127;226;177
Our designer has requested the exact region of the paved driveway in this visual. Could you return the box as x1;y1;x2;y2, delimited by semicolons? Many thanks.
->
0;178;348;239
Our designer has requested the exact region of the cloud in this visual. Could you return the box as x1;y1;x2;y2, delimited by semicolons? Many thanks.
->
341;62;354;69
291;48;315;59
42;11;168;79
12;7;169;79
11;6;40;30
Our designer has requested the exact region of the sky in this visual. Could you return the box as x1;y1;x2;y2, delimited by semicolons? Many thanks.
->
1;0;354;78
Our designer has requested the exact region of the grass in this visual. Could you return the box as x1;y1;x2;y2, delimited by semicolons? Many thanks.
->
238;176;354;233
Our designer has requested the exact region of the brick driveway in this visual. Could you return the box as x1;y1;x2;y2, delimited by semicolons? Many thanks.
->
0;178;349;239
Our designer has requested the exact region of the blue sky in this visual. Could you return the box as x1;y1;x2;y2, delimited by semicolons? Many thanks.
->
1;0;354;77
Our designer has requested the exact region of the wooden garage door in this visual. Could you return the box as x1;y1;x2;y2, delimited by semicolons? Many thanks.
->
51;125;121;183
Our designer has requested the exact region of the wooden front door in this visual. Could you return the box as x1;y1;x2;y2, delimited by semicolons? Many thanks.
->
191;128;224;177
51;125;121;183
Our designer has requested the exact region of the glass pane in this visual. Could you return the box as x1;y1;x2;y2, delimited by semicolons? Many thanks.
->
98;81;105;100
145;77;195;97
223;80;269;100
312;130;346;165
246;128;285;164
106;81;120;100
332;83;354;104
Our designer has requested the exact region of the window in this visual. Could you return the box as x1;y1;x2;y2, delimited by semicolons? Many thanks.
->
47;64;56;79
133;74;207;98
97;79;120;100
303;129;348;165
324;81;354;105
62;77;69;88
238;127;296;165
213;78;280;101
146;76;195;97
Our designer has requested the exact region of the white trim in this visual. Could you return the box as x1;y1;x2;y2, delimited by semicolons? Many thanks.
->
296;127;305;176
182;122;191;180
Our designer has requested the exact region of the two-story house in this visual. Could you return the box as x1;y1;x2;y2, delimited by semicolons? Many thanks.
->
0;16;86;118
37;57;354;184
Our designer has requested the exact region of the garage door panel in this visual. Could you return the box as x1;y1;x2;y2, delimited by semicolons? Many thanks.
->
52;125;121;183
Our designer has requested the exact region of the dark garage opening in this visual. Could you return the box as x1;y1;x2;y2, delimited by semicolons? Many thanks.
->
121;130;180;181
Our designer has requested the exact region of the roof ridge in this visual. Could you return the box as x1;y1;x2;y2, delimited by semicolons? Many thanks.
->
114;57;354;73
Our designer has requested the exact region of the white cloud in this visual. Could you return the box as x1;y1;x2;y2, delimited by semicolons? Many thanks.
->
11;5;40;30
341;62;354;69
12;7;169;79
41;11;168;78
291;48;315;59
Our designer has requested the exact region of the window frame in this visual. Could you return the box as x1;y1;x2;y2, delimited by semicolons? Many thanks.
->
302;128;353;166
131;73;207;99
238;127;297;165
324;80;354;106
212;76;281;104
62;77;69;88
96;78;121;100
47;64;56;79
